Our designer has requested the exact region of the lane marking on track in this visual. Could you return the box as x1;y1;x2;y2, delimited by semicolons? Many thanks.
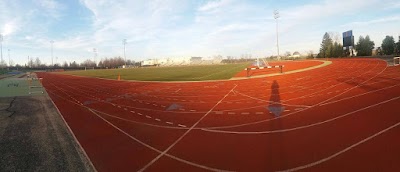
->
155;118;161;122
145;115;152;119
85;108;231;172
44;86;231;171
138;113;143;116
178;124;187;128
137;85;237;172
277;120;400;172
320;83;400;106
201;96;400;134
166;122;173;125
204;62;388;130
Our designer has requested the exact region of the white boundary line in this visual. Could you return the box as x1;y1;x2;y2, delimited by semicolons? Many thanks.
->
46;85;232;172
277;120;400;172
87;109;232;172
138;84;237;172
45;88;97;172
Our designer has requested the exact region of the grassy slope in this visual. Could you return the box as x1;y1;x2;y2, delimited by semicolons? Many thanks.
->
64;63;250;81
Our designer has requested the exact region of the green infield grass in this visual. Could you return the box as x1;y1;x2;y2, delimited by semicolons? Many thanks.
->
63;63;250;81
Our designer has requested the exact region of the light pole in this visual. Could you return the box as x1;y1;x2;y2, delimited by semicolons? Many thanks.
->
274;10;280;60
50;40;54;67
93;48;97;67
123;39;127;66
8;49;10;67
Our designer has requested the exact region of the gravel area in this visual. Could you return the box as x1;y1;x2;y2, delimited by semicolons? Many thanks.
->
0;96;95;172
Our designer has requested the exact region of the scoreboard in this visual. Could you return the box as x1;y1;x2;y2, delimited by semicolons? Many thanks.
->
342;30;354;47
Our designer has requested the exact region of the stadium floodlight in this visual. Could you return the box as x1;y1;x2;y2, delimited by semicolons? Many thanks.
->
123;39;127;66
50;40;54;67
273;10;280;60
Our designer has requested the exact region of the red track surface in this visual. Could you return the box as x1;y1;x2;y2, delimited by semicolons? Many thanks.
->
234;60;324;77
37;58;400;172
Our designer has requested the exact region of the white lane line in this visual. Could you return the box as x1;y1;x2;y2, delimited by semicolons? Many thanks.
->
155;118;161;122
178;124;187;128
201;96;400;134
203;62;388;130
138;113;143;116
85;109;229;172
130;111;135;113
215;111;223;114
228;112;236;115
166;122;173;125
138;85;237;172
321;83;400;106
277;120;400;172
124;108;128;110
145;115;152;119
255;112;264;115
241;112;250;115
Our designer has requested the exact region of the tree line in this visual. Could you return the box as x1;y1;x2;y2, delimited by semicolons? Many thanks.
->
318;32;400;57
22;56;136;69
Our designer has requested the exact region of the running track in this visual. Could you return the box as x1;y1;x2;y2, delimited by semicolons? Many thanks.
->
37;58;400;172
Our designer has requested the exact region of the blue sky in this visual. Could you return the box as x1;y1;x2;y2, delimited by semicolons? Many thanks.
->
0;0;399;65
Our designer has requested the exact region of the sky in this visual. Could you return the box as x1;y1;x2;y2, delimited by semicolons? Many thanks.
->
0;0;399;66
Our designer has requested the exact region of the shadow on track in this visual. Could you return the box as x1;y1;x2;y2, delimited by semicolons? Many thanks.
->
265;80;287;169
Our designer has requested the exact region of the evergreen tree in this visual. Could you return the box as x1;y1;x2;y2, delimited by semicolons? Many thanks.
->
319;32;333;58
355;35;374;56
395;36;400;55
331;42;343;57
381;36;395;55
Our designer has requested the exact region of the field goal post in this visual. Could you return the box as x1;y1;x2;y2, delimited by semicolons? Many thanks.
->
394;57;400;66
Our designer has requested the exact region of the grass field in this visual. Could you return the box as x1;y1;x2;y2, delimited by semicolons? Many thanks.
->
64;63;250;81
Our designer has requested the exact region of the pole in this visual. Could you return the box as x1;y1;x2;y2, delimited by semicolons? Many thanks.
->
123;39;127;67
51;40;54;67
93;48;97;67
274;10;280;60
276;18;279;59
8;49;10;67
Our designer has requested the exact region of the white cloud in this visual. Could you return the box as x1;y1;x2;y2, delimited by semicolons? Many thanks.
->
198;0;232;12
2;0;400;65
1;22;17;36
341;16;400;27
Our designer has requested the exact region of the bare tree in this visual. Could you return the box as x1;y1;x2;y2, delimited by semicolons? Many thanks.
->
34;57;41;67
329;32;342;44
63;61;69;68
